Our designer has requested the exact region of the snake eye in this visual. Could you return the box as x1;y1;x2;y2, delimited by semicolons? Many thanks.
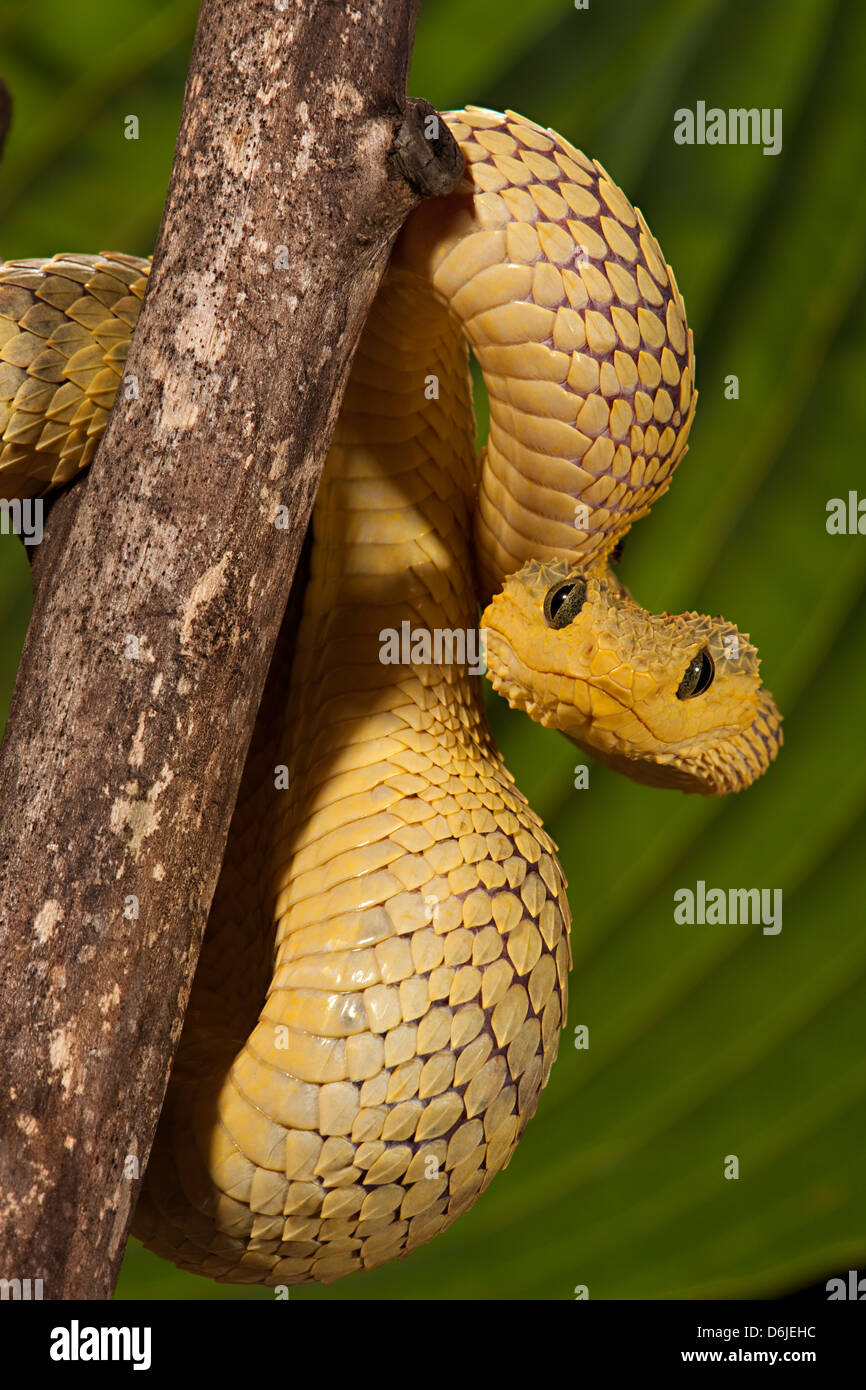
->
676;647;715;699
544;578;587;629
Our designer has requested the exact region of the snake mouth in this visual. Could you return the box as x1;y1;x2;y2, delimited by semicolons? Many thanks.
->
481;619;659;741
481;617;783;795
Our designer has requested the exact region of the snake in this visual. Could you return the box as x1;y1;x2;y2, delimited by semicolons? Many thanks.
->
0;107;782;1288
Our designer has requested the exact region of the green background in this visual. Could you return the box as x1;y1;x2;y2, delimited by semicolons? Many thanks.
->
2;0;864;1300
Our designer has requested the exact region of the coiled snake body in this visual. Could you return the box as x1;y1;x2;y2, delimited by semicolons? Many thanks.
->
0;108;781;1286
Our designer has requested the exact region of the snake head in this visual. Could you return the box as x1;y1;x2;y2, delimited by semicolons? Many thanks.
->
481;559;782;796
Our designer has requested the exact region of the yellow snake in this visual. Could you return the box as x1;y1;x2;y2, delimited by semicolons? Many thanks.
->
1;107;782;1287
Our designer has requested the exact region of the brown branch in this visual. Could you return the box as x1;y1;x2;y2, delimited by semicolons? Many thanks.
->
0;0;462;1299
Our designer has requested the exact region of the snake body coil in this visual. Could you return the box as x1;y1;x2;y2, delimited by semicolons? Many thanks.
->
0;109;781;1286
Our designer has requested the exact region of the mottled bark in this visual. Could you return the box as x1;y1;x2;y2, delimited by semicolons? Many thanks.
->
0;2;462;1298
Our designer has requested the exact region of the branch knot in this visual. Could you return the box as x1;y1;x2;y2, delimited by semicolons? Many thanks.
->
391;98;465;199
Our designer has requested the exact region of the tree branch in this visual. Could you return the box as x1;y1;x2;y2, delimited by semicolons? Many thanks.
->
0;0;462;1299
